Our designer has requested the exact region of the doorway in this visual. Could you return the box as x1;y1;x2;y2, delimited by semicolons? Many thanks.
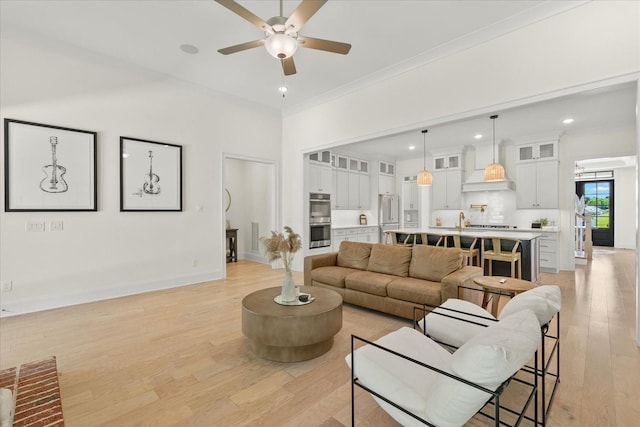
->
222;155;278;275
575;179;614;247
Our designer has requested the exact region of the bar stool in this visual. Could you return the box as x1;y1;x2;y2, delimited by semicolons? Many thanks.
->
419;233;444;247
481;237;522;278
386;231;415;245
452;235;479;266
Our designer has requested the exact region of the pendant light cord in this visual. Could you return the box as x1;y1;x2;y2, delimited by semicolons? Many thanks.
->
422;129;428;170
490;114;498;163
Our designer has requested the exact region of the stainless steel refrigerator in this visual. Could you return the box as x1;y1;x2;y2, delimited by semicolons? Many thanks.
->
378;194;399;243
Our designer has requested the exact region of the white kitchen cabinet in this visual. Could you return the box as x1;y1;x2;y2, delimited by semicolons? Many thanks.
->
357;226;379;243
309;162;331;194
517;140;557;162
379;161;395;176
433;154;461;170
348;171;370;210
379;174;395;195
402;177;419;210
332;168;349;209
333;154;348;170
309;149;331;164
539;233;559;273
516;160;558;209
332;227;378;250
432;170;462;210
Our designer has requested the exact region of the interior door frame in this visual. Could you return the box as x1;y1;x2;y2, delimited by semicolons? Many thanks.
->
221;153;279;277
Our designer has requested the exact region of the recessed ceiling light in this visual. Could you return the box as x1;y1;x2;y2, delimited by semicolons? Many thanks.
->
474;134;483;139
180;44;199;54
278;86;288;93
562;118;574;124
408;145;415;150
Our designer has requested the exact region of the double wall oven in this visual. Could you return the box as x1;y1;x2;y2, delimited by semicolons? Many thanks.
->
309;192;331;248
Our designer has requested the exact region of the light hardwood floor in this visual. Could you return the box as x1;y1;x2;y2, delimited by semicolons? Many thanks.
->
1;249;638;426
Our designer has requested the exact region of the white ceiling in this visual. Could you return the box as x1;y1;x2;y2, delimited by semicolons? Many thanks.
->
1;0;637;161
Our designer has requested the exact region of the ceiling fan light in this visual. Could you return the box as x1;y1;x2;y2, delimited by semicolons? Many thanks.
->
417;170;432;186
484;162;505;181
265;33;298;59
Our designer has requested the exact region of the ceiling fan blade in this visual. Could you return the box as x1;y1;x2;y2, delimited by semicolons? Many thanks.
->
298;36;351;55
214;0;272;32
281;57;297;76
218;40;265;55
285;0;328;31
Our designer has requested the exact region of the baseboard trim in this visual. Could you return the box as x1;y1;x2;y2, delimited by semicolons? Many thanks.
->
0;271;223;317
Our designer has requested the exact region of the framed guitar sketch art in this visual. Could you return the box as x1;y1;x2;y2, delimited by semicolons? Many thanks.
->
120;137;182;211
4;119;97;212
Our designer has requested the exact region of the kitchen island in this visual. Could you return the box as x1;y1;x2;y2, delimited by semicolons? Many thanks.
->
384;227;542;282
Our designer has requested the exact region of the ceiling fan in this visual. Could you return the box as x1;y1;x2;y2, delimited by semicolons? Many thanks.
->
215;0;351;76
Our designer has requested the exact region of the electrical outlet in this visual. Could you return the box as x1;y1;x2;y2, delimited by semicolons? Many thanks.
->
25;220;45;232
50;220;64;231
192;259;199;267
1;281;12;292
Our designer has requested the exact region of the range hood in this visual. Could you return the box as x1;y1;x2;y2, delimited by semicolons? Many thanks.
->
462;140;514;192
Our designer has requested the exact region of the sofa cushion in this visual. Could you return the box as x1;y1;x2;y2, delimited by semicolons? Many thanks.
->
498;284;561;325
310;266;360;288
451;309;541;388
345;271;394;296
409;245;463;282
387;277;442;306
367;244;413;277
337;241;372;270
422;299;495;348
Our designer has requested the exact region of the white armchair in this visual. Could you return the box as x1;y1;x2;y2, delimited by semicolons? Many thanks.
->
420;285;561;426
346;309;541;427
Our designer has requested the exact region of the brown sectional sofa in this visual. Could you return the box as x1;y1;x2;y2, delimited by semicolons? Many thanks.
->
304;241;483;320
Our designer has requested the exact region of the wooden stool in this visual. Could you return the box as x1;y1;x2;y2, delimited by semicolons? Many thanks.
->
453;235;479;266
420;233;444;247
481;237;522;279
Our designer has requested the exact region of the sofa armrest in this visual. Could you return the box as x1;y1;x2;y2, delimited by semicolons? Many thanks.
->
304;252;338;286
440;266;483;303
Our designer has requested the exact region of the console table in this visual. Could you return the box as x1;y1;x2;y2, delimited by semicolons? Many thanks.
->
226;228;238;262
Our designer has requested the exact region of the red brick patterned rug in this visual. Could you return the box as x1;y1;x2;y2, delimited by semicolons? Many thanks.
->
0;356;64;426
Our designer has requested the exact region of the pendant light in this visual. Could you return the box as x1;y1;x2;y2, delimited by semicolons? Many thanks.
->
484;114;506;181
417;129;433;186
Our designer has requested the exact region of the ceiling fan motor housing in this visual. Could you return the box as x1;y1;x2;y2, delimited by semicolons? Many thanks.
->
265;16;298;59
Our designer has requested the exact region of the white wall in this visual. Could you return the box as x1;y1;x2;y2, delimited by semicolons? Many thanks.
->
614;166;637;250
284;1;639;270
0;36;282;314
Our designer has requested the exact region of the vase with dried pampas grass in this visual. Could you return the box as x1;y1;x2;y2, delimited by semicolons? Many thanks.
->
260;226;302;302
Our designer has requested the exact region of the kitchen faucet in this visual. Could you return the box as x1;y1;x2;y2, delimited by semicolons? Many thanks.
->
457;211;465;231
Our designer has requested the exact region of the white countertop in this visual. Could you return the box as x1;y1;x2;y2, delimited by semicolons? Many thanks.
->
332;224;379;230
386;227;543;240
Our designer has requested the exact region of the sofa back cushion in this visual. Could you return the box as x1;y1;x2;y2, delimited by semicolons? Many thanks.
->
367;244;413;277
409;245;463;282
337;241;372;270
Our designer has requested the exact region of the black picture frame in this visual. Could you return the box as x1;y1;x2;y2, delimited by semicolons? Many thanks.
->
4;118;98;212
120;137;182;212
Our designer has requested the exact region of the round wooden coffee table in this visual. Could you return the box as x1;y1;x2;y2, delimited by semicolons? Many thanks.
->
473;276;536;317
241;286;343;362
